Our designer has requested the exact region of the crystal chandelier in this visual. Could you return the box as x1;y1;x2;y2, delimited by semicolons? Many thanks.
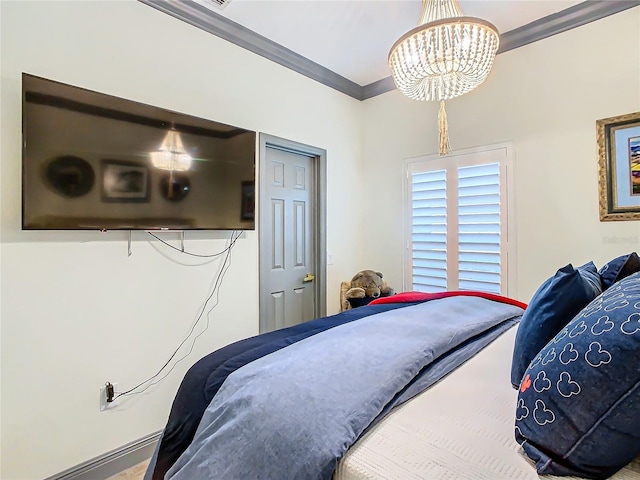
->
389;0;499;155
150;127;193;171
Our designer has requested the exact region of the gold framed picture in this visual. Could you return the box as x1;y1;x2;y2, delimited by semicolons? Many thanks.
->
597;111;640;221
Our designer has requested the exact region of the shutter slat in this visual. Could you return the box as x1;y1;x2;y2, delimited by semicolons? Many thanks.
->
459;270;501;282
459;260;501;274
459;204;500;214
458;193;500;206
413;225;447;234
413;190;447;201
412;213;447;221
459;251;500;262
459;279;501;294
413;233;447;243
459;232;501;244
414;267;448;279
459;243;500;252
412;200;446;209
458;164;499;178
413;274;447;290
413;258;447;269
413;250;447;261
459;223;500;233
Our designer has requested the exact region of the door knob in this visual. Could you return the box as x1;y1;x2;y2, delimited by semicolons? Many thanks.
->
303;273;315;283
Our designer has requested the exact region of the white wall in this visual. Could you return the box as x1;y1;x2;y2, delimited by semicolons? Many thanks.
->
361;8;640;301
0;1;363;478
3;2;639;478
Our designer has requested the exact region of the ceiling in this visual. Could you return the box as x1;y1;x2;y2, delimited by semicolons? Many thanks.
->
142;0;639;99
191;0;582;86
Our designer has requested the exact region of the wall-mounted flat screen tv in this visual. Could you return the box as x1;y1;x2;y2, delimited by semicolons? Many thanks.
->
22;73;256;230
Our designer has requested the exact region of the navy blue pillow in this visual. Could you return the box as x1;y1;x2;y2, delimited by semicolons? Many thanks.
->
510;262;602;388
598;252;640;290
515;270;640;479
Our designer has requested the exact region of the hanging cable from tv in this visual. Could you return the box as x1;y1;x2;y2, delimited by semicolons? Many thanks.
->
110;230;241;401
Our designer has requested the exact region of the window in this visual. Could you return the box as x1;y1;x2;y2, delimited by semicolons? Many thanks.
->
404;144;515;295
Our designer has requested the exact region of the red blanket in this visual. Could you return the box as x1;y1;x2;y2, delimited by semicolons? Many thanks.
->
369;290;528;310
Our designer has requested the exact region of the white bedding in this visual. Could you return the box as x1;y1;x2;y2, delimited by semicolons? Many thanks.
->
335;326;640;480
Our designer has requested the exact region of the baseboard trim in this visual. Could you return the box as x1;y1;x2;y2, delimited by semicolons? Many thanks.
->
44;431;161;480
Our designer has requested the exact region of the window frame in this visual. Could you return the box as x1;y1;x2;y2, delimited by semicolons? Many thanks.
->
402;143;517;296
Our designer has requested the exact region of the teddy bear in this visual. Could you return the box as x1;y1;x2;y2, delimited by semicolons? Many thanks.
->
345;270;395;307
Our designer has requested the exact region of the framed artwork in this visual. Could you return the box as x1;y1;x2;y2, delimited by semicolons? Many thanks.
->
597;111;640;221
101;160;150;202
241;181;255;221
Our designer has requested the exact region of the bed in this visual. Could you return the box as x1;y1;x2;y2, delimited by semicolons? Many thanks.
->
335;325;640;480
144;263;640;480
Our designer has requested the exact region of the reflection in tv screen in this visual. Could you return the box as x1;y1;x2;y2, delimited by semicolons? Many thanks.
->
22;73;256;230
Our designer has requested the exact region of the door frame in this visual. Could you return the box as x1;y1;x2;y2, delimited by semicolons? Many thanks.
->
258;133;327;331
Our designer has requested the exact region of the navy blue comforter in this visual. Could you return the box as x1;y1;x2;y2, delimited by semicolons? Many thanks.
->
147;301;420;480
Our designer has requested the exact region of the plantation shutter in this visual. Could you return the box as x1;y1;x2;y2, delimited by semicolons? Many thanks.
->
405;145;512;296
411;169;447;292
457;163;501;294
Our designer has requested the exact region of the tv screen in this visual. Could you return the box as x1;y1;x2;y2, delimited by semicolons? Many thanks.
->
22;73;256;230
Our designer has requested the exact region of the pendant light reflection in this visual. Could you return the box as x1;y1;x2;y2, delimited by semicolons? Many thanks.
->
150;128;193;172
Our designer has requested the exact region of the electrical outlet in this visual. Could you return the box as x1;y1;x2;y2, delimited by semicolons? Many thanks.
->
99;382;119;411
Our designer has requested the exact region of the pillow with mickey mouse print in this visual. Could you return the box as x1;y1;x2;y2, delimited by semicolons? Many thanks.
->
515;270;640;479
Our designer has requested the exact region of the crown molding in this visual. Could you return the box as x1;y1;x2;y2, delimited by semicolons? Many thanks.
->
138;0;363;100
497;0;640;55
362;76;397;100
139;0;639;101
